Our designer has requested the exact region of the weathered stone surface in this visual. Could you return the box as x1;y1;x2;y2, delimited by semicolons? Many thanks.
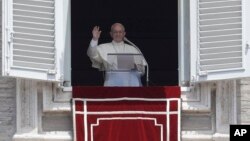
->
0;78;16;141
238;78;250;124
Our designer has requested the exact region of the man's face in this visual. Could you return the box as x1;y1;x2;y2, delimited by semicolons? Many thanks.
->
110;25;126;43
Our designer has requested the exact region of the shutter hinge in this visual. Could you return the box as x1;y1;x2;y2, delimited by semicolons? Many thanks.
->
47;69;57;75
56;74;64;88
246;42;250;54
196;60;200;75
190;75;196;87
6;27;14;43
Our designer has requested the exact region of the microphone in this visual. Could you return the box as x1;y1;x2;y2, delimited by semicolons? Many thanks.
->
124;37;149;86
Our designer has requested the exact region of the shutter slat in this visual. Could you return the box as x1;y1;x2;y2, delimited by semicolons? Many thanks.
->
200;51;241;59
200;40;241;48
13;3;54;13
200;5;241;14
200;0;238;2
200;23;241;31
200;45;241;53
13;49;54;59
200;17;241;25
13;60;54;70
13;38;54;47
14;26;54;36
14;32;54;41
200;34;241;42
200;57;242;66
200;39;241;47
199;0;241;8
13;9;54;18
13;20;54;30
13;0;54;7
13;55;54;64
200;28;241;36
200;63;242;71
14;43;54;52
14;15;54;24
200;11;241;20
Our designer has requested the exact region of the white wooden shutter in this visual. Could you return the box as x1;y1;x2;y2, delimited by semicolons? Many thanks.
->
190;0;250;82
0;0;2;75
2;0;64;82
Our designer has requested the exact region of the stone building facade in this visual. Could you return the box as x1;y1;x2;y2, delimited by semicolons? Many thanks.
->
1;0;250;141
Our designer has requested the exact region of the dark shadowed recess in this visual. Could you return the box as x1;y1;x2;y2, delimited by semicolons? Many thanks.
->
71;0;178;86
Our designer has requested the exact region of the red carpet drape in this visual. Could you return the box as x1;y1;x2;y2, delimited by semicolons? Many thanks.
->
72;86;181;141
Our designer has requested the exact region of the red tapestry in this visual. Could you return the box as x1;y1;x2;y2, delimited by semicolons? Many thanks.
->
72;86;181;141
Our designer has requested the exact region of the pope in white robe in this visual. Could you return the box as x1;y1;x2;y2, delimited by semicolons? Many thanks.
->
87;23;146;86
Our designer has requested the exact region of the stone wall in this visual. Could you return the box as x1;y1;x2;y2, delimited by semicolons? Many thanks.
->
0;78;16;141
237;78;250;124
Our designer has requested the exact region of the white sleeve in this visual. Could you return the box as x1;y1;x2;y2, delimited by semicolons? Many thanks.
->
90;39;98;48
87;39;99;58
87;39;104;69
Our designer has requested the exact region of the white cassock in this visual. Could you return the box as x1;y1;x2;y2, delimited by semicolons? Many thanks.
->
87;39;146;86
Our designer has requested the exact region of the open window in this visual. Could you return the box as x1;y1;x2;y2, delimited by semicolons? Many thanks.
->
1;0;69;84
71;0;178;86
189;0;250;83
2;0;178;87
3;0;248;88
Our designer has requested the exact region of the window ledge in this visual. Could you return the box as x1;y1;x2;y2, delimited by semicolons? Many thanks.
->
43;84;213;113
13;132;72;141
43;83;72;113
181;83;213;113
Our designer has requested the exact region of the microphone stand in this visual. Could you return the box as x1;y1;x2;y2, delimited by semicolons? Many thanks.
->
124;37;149;86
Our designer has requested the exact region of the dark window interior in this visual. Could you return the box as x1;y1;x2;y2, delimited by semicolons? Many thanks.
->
71;0;178;86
